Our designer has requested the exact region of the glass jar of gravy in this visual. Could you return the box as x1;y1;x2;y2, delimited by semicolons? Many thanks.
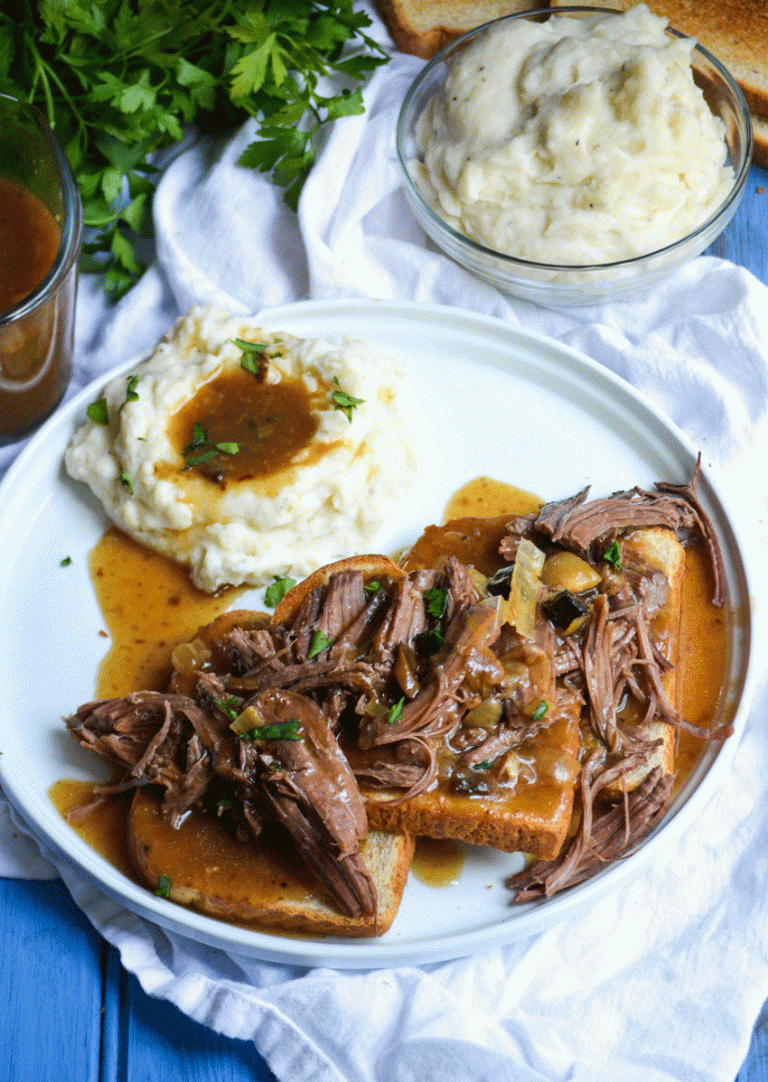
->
0;94;83;440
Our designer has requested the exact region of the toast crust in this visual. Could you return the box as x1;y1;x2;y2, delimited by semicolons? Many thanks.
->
375;0;536;58
271;554;404;624
128;787;415;937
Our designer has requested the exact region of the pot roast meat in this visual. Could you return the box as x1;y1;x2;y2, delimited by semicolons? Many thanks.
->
535;487;684;555
64;465;731;915
507;760;673;902
530;458;725;606
247;688;376;919
65;692;216;826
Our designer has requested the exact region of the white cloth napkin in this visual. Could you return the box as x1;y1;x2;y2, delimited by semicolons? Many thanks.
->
3;7;768;1079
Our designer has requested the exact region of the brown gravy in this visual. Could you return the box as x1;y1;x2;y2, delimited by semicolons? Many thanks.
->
166;366;335;487
50;780;136;880
89;526;247;698
0;176;60;312
0;175;74;437
411;837;466;887
443;476;544;520
56;475;731;897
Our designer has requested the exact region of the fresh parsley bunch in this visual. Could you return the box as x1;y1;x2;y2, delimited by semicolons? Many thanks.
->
0;0;388;297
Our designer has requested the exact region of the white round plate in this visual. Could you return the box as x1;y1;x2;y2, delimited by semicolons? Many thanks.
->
0;299;755;969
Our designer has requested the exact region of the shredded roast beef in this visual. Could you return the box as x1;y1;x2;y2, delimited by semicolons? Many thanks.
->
64;465;732;915
507;760;674;902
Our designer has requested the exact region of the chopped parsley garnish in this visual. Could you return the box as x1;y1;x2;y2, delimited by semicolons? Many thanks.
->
532;701;548;722
424;587;448;619
232;338;268;376
364;580;381;598
265;575;297;608
154;875;172;898
182;423;209;455
213;696;240;723
119;471;133;494
122;375;139;408
603;541;622;571
308;629;334;658
233;338;267;353
86;397;109;425
181;423;241;470
331;377;364;422
183;450;218;468
387;698;405;726
474;759;495;771
60;556;72;567
242;718;303;742
216;797;233;812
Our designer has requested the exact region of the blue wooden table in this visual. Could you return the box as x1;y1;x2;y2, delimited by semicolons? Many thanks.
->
1;162;767;1082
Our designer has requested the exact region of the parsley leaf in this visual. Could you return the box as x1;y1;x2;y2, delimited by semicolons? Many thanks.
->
183;423;209;455
603;541;622;571
60;556;73;567
154;874;172;898
183;450;218;469
119;471;134;494
424;587;448;620
308;629;334;658
532;701;548;722
242;718;303;742
265;574;297;608
415;628;445;657
212;696;240;722
86;397;109;425
330;377;364;422
0;2;389;296
387;698;404;726
121;374;139;408
232;338;268;376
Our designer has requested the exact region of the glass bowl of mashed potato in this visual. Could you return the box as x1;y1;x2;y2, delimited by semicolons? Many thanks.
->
396;4;752;307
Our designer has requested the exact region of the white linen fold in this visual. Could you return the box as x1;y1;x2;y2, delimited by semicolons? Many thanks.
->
2;5;768;1079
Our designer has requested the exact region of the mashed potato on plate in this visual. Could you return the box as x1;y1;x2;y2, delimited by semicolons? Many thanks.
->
65;305;417;591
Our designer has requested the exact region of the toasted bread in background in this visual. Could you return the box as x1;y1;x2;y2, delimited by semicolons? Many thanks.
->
375;0;538;57
129;787;415;937
376;0;768;167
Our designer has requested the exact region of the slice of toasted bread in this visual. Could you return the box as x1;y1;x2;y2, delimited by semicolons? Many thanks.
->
375;0;538;57
128;787;415;937
362;693;581;859
356;523;682;854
